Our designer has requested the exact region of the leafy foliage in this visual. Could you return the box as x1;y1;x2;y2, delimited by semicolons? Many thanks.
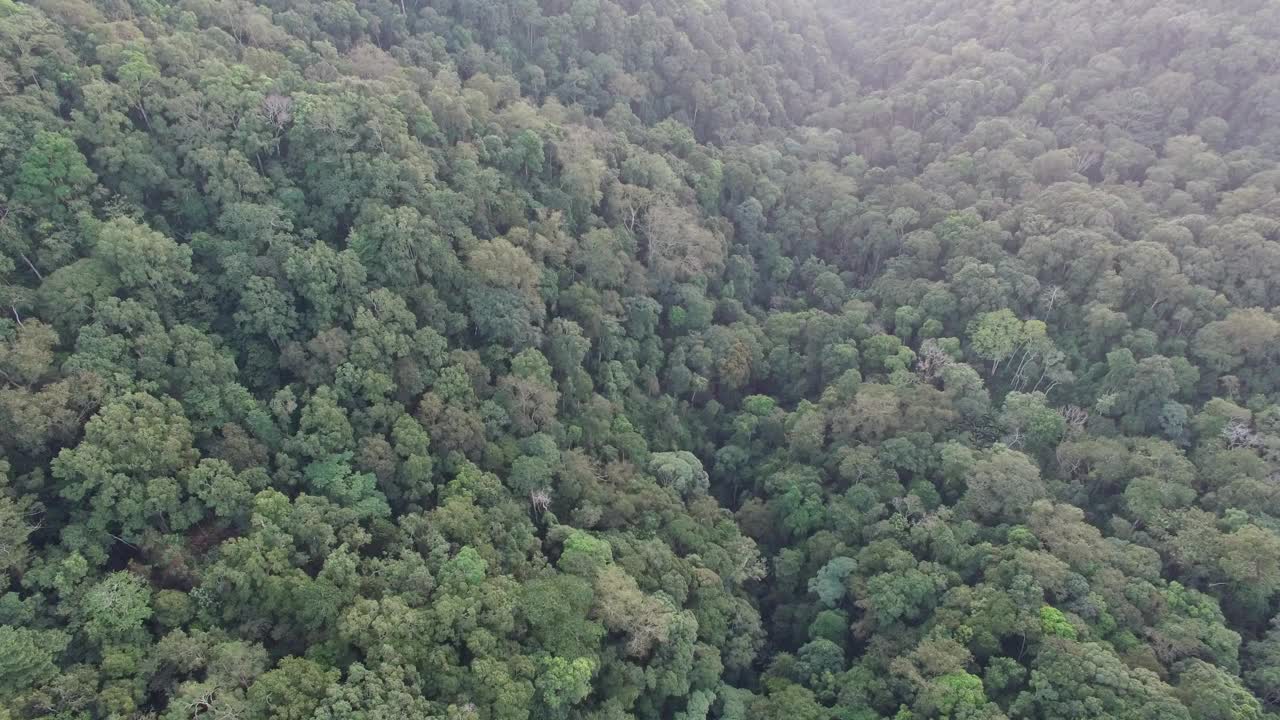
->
2;0;1280;718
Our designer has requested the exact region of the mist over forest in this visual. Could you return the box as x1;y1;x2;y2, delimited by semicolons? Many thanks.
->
2;0;1280;718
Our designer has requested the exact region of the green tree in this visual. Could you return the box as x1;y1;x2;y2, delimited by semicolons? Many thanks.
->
1173;659;1262;720
536;656;595;709
0;626;68;699
80;571;152;646
52;392;200;551
91;216;195;311
968;309;1024;375
12;131;95;223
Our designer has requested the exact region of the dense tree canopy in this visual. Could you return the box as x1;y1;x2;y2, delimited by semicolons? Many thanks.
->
3;0;1280;718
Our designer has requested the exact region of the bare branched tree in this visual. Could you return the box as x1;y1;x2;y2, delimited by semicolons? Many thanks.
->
1223;419;1259;449
261;94;293;129
916;339;953;382
530;488;552;514
1060;405;1089;434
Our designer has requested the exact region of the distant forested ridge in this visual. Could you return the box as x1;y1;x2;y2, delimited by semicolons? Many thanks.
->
3;0;1280;718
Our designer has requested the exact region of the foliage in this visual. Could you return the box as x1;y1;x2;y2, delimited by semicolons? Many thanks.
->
1;0;1280;718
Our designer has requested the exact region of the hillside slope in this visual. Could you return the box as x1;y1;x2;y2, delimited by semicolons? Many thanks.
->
2;0;1280;718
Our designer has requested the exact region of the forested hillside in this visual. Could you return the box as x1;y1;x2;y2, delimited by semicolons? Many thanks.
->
3;0;1280;717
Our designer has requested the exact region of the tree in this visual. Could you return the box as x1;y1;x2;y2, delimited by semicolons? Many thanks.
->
247;657;341;720
52;391;200;550
1193;309;1280;393
35;257;122;336
748;680;827;720
536;656;595;710
593;565;678;657
235;275;298;347
968;310;1024;375
303;453;391;520
466;237;545;346
962;446;1047;524
91;216;195;312
1173;659;1261;720
923;671;990;718
1011;639;1190;720
0;626;68;699
559;530;614;577
346;205;449;289
642;202;725;284
649;451;710;499
1039;606;1078;640
521;575;604;658
12;131;95;223
310;663;436;720
809;557;857;608
999;392;1066;455
293;386;354;460
80;571;152;646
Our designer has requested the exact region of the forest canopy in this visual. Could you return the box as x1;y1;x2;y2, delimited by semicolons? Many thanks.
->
3;0;1280;718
